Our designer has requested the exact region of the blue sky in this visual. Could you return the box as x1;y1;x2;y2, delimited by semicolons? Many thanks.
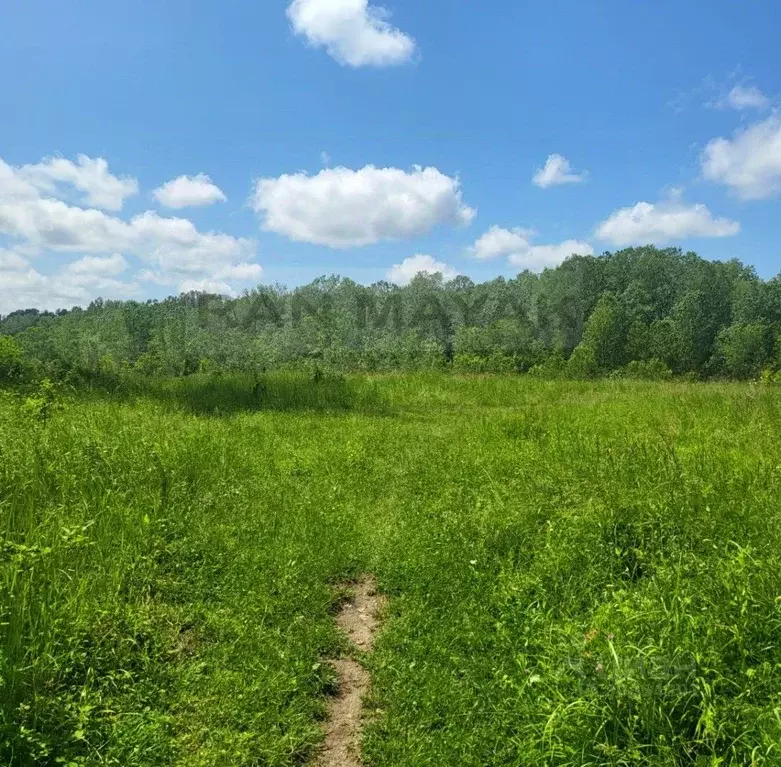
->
1;0;781;312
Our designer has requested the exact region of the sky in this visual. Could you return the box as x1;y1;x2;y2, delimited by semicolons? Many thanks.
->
1;0;781;313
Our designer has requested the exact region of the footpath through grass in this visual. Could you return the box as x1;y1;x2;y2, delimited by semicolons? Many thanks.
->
1;374;780;765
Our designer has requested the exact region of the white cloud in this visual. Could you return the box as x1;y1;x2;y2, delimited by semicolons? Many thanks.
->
471;225;536;261
64;253;128;277
596;198;740;246
153;173;227;209
702;115;781;199
510;240;594;270
251;165;475;247
138;263;262;291
705;81;772;112
129;211;254;275
724;84;770;111
287;0;416;67
0;261;139;315
214;262;264;281
137;269;171;286
470;225;592;271
691;74;775;113
0;249;29;271
532;154;586;188
0;153;262;312
0;171;254;273
0;198;254;275
0;197;132;252
19;155;138;211
0;160;40;202
387;254;457;285
179;278;235;296
0;269;53;314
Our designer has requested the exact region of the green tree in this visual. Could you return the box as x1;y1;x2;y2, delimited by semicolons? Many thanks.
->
715;323;771;379
567;292;627;376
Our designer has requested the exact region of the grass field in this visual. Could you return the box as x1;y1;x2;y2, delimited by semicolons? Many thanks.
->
2;373;781;766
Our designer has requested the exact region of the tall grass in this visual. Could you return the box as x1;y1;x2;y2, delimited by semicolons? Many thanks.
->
1;374;780;765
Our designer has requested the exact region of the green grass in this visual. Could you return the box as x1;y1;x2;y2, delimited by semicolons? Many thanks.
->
2;373;781;765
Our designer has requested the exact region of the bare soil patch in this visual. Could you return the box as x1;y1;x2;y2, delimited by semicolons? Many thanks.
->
315;576;384;767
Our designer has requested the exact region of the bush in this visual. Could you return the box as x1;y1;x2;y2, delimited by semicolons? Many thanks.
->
715;323;771;379
452;353;516;374
23;378;63;423
528;350;567;379
134;352;163;376
0;336;24;383
621;358;673;381
452;353;486;374
759;368;781;385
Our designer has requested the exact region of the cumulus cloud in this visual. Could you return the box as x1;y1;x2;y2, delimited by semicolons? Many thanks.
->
287;0;416;67
19;155;138;211
471;225;536;260
179;278;236;296
214;262;264;281
0;161;254;271
64;253;128;277
510;241;595;270
387;254;457;285
470;225;593;271
155;263;262;294
0;249;29;271
702;115;781;199
129;211;254;275
251;165;475;247
596;198;740;246
0;154;262;312
153;173;227;208
0;269;57;314
532;154;586;189
0;198;253;276
0;195;132;252
0;260;139;315
0;160;40;202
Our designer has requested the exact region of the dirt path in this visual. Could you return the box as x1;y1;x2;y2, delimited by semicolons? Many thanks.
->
315;575;384;767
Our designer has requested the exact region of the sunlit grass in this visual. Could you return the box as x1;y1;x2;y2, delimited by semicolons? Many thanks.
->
1;374;780;765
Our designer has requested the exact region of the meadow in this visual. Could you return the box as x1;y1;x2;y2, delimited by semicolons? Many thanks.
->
1;373;780;766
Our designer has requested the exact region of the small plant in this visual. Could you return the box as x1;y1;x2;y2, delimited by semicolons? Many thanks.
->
758;367;781;385
23;377;63;424
0;336;24;383
198;358;221;375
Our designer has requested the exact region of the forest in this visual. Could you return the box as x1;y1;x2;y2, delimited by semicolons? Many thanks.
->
3;245;781;383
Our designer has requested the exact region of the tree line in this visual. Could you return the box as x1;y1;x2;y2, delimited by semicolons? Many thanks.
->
3;245;781;382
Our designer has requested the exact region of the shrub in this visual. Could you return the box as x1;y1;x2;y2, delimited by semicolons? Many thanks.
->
528;351;567;379
135;352;163;376
621;358;674;381
0;336;24;383
23;378;63;423
452;353;486;374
